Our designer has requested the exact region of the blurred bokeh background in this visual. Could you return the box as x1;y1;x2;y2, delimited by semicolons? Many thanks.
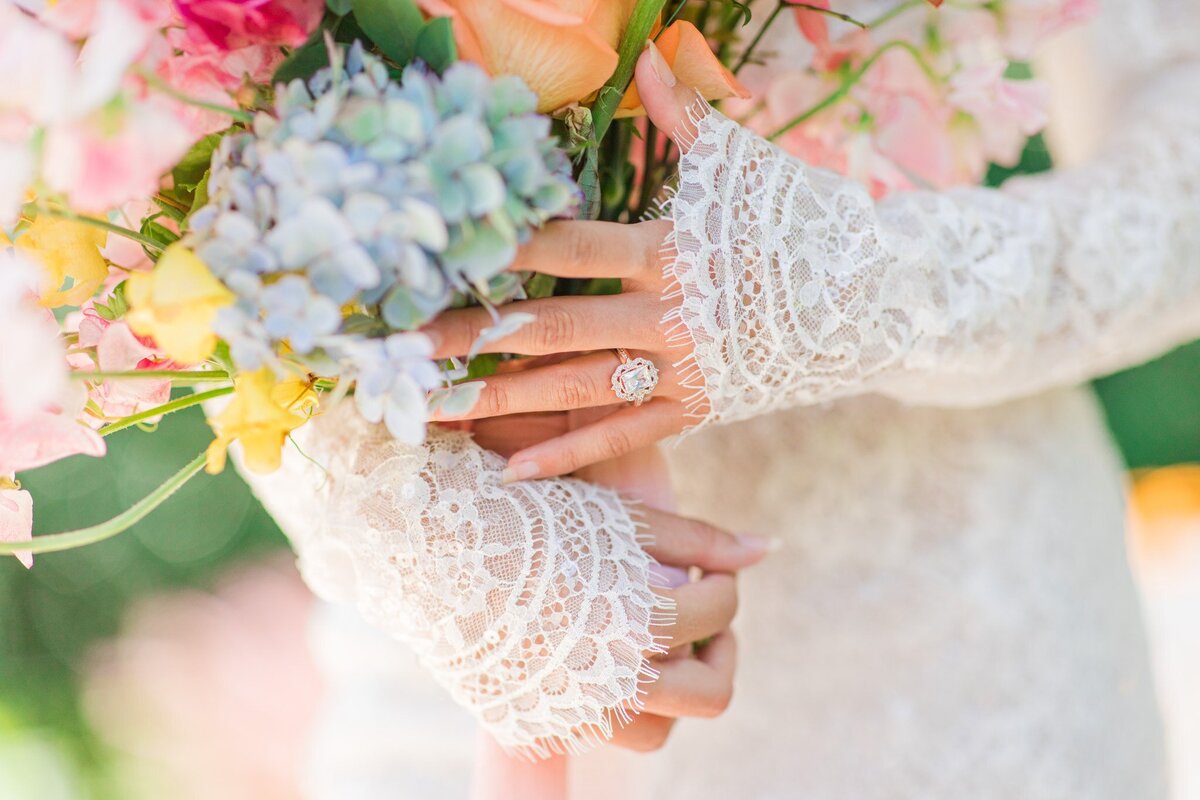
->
3;139;1200;799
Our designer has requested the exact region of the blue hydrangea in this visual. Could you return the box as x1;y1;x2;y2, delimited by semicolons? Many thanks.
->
187;43;579;441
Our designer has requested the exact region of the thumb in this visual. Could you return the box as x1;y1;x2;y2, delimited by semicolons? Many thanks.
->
634;40;704;153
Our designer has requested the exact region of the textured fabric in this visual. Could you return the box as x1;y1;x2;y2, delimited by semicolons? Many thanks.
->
664;49;1200;428
242;403;672;756
252;0;1196;795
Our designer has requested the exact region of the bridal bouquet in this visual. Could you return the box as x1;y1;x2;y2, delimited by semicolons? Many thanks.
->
0;0;1091;566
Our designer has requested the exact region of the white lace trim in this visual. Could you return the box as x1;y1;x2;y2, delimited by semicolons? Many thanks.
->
663;56;1200;431
241;404;675;757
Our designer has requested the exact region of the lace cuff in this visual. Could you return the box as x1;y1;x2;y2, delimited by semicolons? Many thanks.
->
664;65;1200;429
241;404;672;757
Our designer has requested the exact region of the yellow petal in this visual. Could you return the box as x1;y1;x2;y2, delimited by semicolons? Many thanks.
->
125;244;233;364
10;216;108;308
206;370;316;475
149;244;235;308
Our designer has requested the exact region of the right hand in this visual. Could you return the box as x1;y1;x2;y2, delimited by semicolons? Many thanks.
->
607;506;772;752
473;408;774;753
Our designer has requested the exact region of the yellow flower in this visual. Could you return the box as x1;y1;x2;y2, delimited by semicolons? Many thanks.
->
205;370;319;475
2;216;108;308
125;244;234;364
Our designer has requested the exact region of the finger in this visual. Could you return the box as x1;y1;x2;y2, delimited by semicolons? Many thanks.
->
650;573;737;647
607;712;675;753
511;219;668;280
502;399;685;482
642;508;774;572
433;352;623;421
636;41;708;154
641;630;737;719
469;412;570;458
423;295;661;360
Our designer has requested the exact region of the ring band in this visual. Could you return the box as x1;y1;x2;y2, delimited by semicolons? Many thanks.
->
611;348;660;406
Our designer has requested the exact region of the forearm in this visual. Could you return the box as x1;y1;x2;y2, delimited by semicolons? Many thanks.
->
667;57;1200;423
239;403;668;756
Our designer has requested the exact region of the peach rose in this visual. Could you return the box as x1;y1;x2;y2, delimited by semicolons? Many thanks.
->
417;0;747;114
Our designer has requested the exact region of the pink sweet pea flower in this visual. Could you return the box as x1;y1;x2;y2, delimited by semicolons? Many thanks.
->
1002;0;1100;59
41;99;193;214
157;38;283;136
0;249;105;475
174;0;325;51
0;486;33;570
949;61;1050;165
75;306;176;420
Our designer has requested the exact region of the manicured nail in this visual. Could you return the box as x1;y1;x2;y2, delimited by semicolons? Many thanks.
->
501;461;540;485
645;40;677;88
737;534;783;553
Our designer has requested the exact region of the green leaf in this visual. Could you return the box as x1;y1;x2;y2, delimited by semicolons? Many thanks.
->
415;17;457;73
172;133;223;192
351;0;425;65
327;0;353;14
140;217;181;257
275;26;334;83
466;353;501;380
524;272;557;299
184;173;210;228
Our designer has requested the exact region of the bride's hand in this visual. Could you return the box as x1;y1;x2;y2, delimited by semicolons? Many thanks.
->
473;412;767;752
423;46;704;483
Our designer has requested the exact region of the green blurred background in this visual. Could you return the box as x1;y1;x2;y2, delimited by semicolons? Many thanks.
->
4;137;1200;797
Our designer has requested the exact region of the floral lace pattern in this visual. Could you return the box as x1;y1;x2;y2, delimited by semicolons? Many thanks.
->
241;404;672;757
664;62;1200;429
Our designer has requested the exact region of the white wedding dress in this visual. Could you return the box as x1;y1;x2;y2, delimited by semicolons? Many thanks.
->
242;1;1200;797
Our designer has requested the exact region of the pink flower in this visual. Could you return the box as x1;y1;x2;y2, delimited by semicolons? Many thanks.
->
0;251;69;420
174;0;325;51
0;487;33;570
949;61;1050;165
157;38;283;136
75;306;175;420
41;99;193;214
0;250;105;478
1002;0;1100;59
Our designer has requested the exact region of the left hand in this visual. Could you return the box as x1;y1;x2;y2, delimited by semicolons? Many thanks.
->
423;44;703;484
425;217;692;481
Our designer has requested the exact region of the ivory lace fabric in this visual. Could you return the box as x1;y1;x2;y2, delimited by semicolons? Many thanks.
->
248;0;1199;797
242;404;671;756
665;50;1200;429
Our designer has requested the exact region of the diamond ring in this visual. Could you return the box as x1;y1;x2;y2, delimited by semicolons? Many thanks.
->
610;348;659;406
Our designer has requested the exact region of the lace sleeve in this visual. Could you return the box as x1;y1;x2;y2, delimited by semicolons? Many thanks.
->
665;48;1200;427
238;404;671;757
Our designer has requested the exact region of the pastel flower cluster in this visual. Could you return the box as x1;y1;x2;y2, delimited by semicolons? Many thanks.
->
733;0;1098;197
0;0;1098;570
186;45;578;444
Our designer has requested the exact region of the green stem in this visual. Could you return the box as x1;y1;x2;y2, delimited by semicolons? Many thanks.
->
768;40;938;140
735;1;869;74
733;3;786;74
867;0;925;29
99;387;234;438
76;370;231;382
591;0;669;144
37;207;164;253
0;452;208;557
138;68;255;124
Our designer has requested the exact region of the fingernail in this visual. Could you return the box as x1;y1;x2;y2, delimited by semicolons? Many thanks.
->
737;534;783;553
645;40;677;88
501;461;540;485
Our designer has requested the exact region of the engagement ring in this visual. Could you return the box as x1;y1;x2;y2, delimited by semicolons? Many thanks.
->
610;348;659;405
